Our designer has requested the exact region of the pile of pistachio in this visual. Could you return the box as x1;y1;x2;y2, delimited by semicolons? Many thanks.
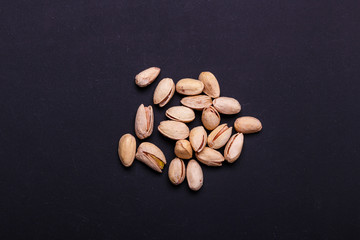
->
118;67;262;191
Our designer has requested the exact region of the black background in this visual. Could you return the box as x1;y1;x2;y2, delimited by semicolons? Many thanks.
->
1;1;359;239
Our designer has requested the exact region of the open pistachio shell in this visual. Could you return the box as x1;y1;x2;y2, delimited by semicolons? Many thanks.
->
224;133;244;163
135;142;166;172
153;78;175;107
189;126;207;153
166;106;195;123
195;147;224;167
135;104;154;139
168;158;186;185
180;95;212;110
207;123;233;149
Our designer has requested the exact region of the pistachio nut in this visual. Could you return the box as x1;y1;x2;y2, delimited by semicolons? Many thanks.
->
201;106;221;130
153;78;175;107
199;71;220;98
135;67;161;87
168;158;186;185
180;95;212;110
207;123;233;149
166;106;195;123
189;126;207;153
186;160;203;191
135;104;154;139
118;133;136;167
158;120;190;140
135;142;166;173
174;140;193;159
224;133;244;163
176;78;204;95
195;147;224;166
213;97;241;114
234;116;262;134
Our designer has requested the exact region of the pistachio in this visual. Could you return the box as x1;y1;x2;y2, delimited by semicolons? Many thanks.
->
153;78;175;107
176;78;204;95
234;116;262;134
174;140;193;159
189;126;207;153
168;158;186;185
166;106;195;123
195;147;224;166
158;120;189;140
118;134;136;167
207;123;233;149
201;106;221;130
186;160;203;191
224;133;244;163
135;142;166;172
199;72;220;98
135;104;154;139
180;95;212;110
213;97;241;114
135;67;161;87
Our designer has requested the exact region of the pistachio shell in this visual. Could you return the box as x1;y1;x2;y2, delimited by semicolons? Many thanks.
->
158;120;190;140
213;97;241;114
180;95;212;110
118;134;136;167
199;72;220;98
135;67;160;87
153;78;175;107
207;123;233;149
168;158;186;185
176;78;204;95
224;133;244;163
166;106;195;123
189;126;207;153
135;104;154;139
195;147;224;166
201;106;221;130
234;116;262;134
186;160;203;191
135;142;166;172
174;140;193;159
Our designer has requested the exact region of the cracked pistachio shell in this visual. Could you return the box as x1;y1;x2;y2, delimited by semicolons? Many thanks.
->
201;106;221;130
207;123;233;149
186;160;203;191
135;67;160;87
213;97;241;114
153;78;175;107
176;78;204;95
118;134;136;167
195;147;224;166
135;104;154;139
189;126;207;153
174;140;193;159
168;158;186;185
199;71;220;98
234;116;262;134
224;133;244;163
135;142;166;173
166;106;195;123
180;95;212;111
158;120;190;140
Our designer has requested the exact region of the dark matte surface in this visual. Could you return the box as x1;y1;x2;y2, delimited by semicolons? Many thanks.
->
1;1;359;239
